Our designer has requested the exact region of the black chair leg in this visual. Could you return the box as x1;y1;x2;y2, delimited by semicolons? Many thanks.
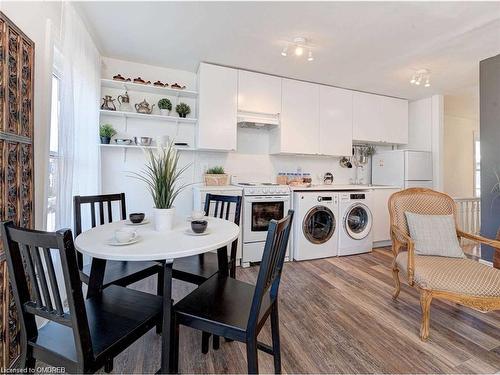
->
170;315;179;373
271;302;281;374
213;335;220;350
202;332;210;354
246;337;259;374
156;268;164;334
21;346;36;371
104;357;114;373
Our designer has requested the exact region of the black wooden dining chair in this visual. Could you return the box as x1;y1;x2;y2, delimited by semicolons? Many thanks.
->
74;193;163;292
172;193;242;353
0;221;163;374
171;210;294;374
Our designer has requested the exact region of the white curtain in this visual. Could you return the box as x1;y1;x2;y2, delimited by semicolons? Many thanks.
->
56;2;101;230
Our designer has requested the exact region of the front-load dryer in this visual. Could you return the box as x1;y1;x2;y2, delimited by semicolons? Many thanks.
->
293;192;339;261
338;191;373;256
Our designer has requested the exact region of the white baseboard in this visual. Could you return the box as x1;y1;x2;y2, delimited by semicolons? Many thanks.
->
479;258;493;267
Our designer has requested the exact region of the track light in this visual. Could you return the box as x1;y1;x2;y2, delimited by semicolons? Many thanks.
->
280;37;315;62
307;50;314;61
410;69;431;88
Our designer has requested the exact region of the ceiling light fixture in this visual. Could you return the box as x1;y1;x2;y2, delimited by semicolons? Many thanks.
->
410;69;431;88
281;37;314;62
307;50;314;62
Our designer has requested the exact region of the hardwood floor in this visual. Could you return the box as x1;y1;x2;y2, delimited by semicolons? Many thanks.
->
40;248;499;373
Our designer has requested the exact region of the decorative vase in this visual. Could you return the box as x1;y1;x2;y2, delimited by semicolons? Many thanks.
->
179;113;187;118
100;136;111;144
204;174;229;186
160;109;170;116
153;207;175;231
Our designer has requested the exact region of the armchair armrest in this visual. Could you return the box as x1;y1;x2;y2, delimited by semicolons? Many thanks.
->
456;230;500;249
391;225;415;285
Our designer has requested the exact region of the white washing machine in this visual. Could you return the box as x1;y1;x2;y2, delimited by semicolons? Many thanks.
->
293;192;339;261
338;191;373;256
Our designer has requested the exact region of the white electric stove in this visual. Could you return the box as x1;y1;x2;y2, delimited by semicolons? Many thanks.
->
232;182;291;267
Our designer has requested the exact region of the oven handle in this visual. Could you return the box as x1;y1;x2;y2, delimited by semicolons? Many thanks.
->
245;195;290;201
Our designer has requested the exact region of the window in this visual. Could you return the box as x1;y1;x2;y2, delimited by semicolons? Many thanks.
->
47;74;60;231
474;133;480;198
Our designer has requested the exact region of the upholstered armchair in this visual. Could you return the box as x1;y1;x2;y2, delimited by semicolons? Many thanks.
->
388;188;500;341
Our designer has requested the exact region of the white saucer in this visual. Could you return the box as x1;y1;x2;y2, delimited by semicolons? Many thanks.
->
125;219;150;226
184;228;211;236
107;236;141;246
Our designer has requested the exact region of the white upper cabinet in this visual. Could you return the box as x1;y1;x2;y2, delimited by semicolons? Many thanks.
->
353;92;408;144
197;63;238;151
319;86;353;156
272;79;319;154
237;70;281;114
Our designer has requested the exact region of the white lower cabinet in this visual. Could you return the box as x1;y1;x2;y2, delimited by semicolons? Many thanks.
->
372;188;401;244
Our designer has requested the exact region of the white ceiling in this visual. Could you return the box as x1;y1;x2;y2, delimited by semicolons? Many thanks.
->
76;1;500;100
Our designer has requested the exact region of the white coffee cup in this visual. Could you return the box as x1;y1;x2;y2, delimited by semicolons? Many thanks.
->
114;229;137;243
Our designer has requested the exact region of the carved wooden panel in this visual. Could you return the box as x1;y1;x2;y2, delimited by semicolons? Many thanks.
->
0;11;34;370
6;26;19;135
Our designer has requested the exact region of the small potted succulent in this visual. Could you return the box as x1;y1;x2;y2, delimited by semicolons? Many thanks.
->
99;124;116;144
204;166;229;186
158;98;172;116
175;102;191;118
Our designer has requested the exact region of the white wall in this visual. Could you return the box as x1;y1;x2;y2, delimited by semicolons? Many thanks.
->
0;1;63;229
401;95;444;191
100;58;368;218
443;89;479;198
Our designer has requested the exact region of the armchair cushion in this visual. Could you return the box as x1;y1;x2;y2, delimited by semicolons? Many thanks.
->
396;252;500;297
405;212;464;258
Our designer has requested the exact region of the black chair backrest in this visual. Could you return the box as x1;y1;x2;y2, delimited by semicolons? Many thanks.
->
203;193;242;225
203;194;242;278
73;193;126;269
247;210;294;331
1;221;92;364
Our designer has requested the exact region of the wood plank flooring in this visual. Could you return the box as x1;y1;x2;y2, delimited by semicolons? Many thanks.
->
41;248;500;373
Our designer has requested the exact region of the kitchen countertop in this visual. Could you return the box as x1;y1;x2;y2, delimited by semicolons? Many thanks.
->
193;184;243;191
289;184;401;191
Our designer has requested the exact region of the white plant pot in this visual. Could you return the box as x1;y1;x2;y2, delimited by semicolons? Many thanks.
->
160;109;170;116
153;207;175;231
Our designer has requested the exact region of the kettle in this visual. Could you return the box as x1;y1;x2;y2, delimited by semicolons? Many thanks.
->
323;172;334;185
118;91;132;112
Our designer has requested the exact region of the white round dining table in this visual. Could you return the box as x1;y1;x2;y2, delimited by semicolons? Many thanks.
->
75;217;239;374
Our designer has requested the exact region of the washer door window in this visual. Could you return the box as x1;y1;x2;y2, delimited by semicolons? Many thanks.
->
303;206;336;244
345;203;372;240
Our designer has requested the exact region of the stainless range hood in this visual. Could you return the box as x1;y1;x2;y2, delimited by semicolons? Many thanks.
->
237;110;280;128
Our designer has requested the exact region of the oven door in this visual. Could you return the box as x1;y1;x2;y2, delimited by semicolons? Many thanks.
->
243;195;290;243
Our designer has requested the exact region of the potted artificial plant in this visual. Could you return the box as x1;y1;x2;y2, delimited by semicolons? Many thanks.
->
131;141;190;231
175;102;191;118
158;98;172;116
204;166;229;186
99;124;116;144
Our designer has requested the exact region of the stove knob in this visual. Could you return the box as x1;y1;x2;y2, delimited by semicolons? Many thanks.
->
248;189;255;194
263;188;269;194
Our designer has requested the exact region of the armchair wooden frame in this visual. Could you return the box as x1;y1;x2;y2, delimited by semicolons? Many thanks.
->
389;188;500;341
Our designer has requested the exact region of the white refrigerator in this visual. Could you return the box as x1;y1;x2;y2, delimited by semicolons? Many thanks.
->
371;150;433;188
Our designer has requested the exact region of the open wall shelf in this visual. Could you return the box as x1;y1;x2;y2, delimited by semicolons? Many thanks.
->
100;109;197;123
101;78;198;98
